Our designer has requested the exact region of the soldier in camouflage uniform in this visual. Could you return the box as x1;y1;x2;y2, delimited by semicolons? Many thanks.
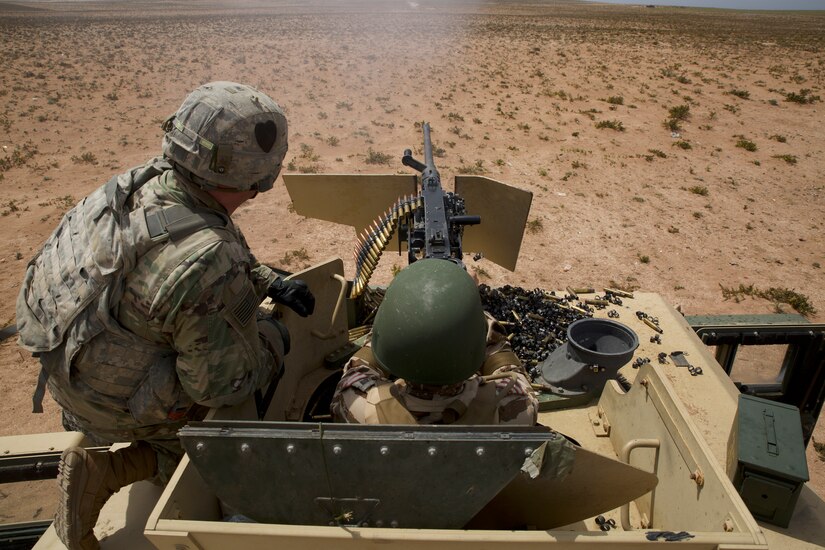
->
331;260;537;425
16;82;314;550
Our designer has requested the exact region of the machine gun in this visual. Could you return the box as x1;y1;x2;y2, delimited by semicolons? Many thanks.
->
350;123;480;297
282;124;534;298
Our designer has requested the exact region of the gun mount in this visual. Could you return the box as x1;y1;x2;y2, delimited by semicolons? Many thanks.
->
282;123;533;298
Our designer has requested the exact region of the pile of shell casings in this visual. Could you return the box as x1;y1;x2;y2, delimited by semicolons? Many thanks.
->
478;284;591;381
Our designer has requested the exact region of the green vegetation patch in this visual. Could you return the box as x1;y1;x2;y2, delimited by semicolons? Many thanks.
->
668;104;691;121
0;143;38;172
719;284;816;316
785;89;820;104
735;139;757;152
595;119;625;131
365;148;393;165
773;154;797;165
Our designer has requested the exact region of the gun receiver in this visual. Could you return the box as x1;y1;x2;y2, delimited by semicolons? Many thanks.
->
402;123;480;266
349;123;480;297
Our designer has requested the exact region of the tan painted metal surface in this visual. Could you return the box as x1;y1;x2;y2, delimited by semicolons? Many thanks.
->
467;444;659;529
585;292;825;549
454;175;533;271
283;174;416;235
263;257;351;421
19;289;825;549
0;431;88;456
283;173;533;272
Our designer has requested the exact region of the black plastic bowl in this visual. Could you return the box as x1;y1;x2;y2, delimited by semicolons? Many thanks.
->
566;318;639;369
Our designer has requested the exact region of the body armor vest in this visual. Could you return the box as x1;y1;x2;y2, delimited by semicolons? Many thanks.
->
17;158;228;423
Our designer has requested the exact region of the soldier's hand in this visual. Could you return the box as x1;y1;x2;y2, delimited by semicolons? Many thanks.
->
266;278;315;317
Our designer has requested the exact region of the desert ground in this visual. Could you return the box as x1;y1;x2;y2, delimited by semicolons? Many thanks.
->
0;0;823;526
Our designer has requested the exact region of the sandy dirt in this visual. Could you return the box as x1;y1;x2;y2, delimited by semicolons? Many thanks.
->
0;0;823;524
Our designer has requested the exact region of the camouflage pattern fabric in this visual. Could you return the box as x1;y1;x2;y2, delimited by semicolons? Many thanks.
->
38;162;281;463
61;410;181;483
331;314;538;425
162;81;288;192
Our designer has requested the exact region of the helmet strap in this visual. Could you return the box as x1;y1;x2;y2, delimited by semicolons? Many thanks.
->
210;144;233;175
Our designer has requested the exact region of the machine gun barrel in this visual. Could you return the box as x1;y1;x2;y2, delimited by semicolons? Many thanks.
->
423;123;435;171
408;123;452;263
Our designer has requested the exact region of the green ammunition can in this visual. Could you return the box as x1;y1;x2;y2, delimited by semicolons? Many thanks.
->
727;394;810;527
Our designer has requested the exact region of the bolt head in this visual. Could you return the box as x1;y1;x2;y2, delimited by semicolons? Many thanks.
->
333;445;343;455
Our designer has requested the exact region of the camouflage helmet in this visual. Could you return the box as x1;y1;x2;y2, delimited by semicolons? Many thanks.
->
162;81;288;192
371;259;487;386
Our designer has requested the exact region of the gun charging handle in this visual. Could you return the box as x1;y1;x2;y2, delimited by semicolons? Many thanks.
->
451;215;481;226
402;149;426;173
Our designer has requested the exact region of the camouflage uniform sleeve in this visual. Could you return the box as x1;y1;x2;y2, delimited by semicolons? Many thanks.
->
236;226;279;297
163;241;277;409
483;313;539;425
250;261;278;297
330;337;389;422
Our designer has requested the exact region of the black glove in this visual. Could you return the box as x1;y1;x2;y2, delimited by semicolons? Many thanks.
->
266;277;315;317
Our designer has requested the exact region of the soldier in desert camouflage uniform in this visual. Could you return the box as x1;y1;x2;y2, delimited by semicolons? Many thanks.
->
331;260;537;426
16;82;314;550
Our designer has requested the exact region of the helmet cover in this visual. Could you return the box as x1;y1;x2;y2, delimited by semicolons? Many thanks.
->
162;81;287;192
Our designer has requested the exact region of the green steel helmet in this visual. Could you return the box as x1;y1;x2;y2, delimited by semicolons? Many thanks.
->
371;259;487;386
161;81;288;192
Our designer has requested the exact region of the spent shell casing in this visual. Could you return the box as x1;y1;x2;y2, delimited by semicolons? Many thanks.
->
573;287;595;294
585;299;609;306
643;317;663;334
566;287;579;300
605;287;634;299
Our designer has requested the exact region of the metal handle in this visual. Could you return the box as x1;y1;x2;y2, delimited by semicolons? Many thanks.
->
311;274;347;340
620;438;660;530
764;410;779;456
